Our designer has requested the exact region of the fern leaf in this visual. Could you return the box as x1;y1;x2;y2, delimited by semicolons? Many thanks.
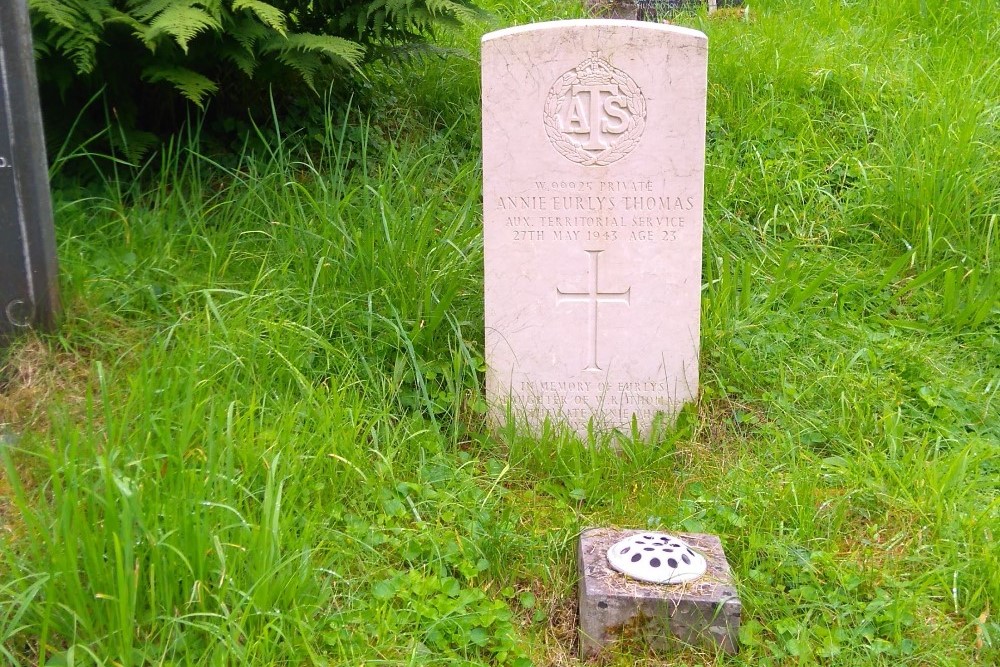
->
198;0;226;22
231;0;287;35
29;0;87;31
127;0;180;22
425;0;485;25
108;126;159;164
227;15;271;53
51;32;101;73
218;44;258;77
144;6;221;52
104;10;147;33
273;51;322;90
142;65;218;106
30;0;109;72
261;33;365;69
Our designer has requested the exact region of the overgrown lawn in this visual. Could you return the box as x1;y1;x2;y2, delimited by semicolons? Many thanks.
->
1;1;997;665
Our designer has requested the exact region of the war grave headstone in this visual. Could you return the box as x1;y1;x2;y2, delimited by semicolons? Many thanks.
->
0;0;60;341
482;20;706;436
482;20;739;657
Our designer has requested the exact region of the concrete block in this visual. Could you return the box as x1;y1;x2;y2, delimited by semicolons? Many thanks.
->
578;527;740;659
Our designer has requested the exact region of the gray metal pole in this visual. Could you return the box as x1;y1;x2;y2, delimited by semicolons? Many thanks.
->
0;0;60;339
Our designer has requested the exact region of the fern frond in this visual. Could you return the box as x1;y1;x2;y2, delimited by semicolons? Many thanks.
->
29;0;90;31
231;0;287;35
227;15;272;52
103;10;147;31
143;6;221;52
425;0;485;25
261;33;365;69
273;51;323;89
30;0;109;72
375;41;468;64
127;0;224;22
198;0;226;22
218;43;258;77
127;0;181;22
108;126;159;164
142;65;218;106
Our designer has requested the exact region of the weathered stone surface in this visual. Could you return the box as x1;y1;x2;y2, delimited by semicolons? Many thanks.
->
0;0;60;339
481;20;708;436
578;527;740;658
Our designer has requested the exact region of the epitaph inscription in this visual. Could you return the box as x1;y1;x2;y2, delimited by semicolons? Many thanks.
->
0;1;60;339
483;20;707;435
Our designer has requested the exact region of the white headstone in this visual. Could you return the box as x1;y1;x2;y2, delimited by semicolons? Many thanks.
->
482;20;708;435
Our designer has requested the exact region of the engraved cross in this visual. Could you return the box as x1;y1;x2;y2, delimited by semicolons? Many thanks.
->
556;250;630;372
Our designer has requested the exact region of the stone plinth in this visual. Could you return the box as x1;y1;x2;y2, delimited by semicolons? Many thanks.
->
578;527;740;658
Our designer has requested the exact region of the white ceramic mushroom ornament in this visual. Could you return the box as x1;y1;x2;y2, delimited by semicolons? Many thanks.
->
606;532;708;584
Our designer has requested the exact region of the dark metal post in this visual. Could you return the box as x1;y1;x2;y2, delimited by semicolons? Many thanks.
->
0;0;60;340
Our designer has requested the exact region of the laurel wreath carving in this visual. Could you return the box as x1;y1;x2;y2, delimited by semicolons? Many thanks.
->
543;57;647;167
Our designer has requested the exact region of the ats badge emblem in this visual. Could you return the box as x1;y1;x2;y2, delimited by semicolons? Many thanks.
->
543;54;646;166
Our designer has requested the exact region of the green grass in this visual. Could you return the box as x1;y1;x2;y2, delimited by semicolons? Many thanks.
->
1;0;998;665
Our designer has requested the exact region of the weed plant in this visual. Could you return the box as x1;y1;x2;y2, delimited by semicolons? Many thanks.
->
1;0;998;665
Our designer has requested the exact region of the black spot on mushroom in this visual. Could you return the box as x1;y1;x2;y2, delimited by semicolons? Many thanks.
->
621;546;630;554
644;547;654;551
650;558;661;567
631;553;641;563
667;558;678;568
682;554;691;565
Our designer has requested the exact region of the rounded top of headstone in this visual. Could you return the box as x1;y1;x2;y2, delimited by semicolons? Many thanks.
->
606;532;707;584
481;19;707;45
